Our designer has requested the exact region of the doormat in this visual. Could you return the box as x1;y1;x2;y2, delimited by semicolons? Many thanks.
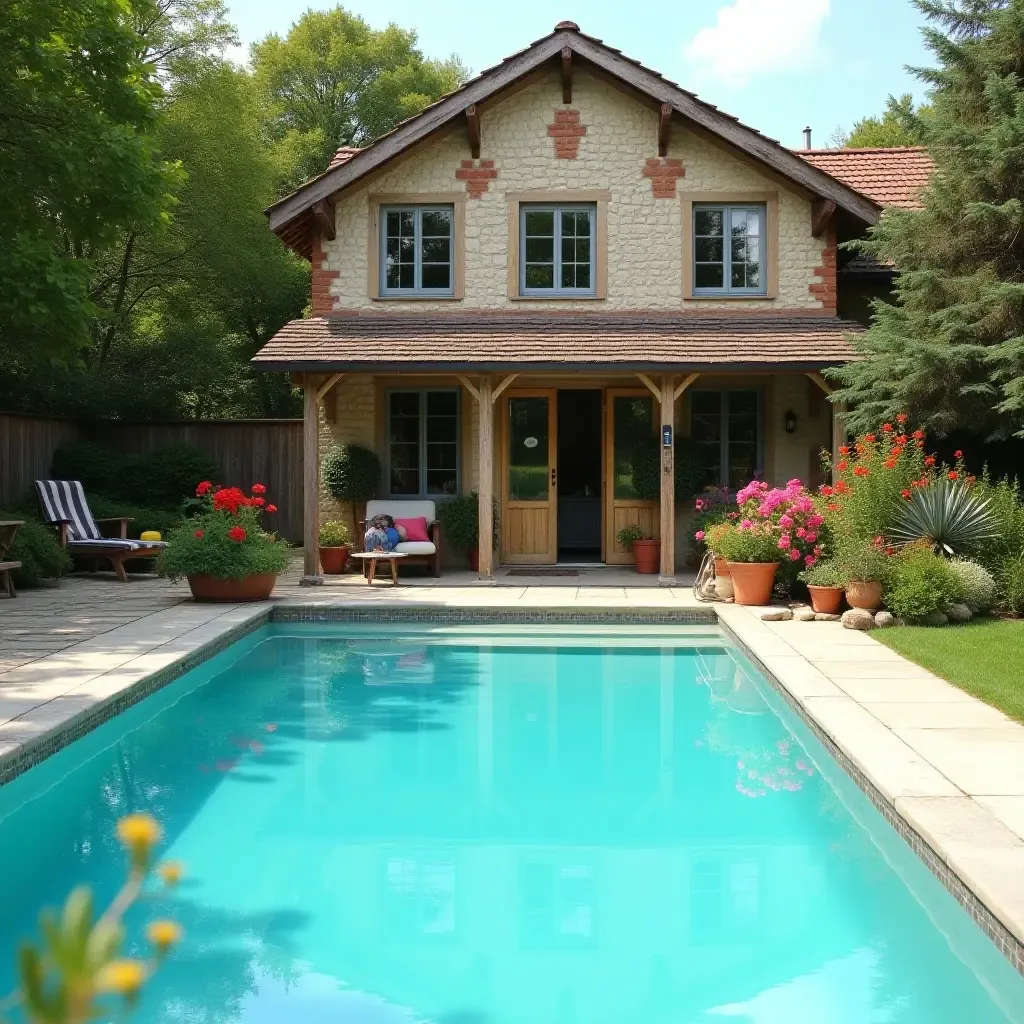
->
506;568;580;577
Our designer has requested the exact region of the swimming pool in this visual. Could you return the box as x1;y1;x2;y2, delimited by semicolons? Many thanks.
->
2;622;1024;1023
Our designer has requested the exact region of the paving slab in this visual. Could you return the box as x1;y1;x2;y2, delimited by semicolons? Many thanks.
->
895;728;1024;797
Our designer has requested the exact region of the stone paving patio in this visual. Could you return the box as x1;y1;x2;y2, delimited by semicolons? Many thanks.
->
3;565;1024;971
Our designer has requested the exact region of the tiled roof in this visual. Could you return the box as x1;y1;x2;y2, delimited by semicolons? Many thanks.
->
328;146;362;168
252;313;862;371
795;148;934;209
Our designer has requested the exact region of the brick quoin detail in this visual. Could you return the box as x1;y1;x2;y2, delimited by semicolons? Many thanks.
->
455;159;498;198
809;223;837;314
642;158;686;199
547;109;587;159
311;235;339;314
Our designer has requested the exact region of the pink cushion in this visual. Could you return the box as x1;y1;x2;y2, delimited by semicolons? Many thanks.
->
394;516;430;542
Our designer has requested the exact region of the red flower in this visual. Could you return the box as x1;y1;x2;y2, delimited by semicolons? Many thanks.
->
882;423;893;432
837;459;849;472
213;487;251;515
266;504;278;514
853;465;869;477
835;480;850;495
196;481;213;496
915;439;924;448
827;502;841;511
864;433;877;443
194;529;204;538
954;450;963;459
252;496;266;507
251;483;267;496
948;470;959;481
900;489;911;499
913;430;924;440
820;485;834;496
883;459;896;469
897;413;908;424
924;456;936;467
228;526;247;543
839;445;851;455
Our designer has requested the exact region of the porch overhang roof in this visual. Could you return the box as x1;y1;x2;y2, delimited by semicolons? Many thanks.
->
251;312;862;373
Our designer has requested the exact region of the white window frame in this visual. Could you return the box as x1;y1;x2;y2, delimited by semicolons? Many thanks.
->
386;388;461;499
379;205;455;298
519;203;596;297
692;203;767;297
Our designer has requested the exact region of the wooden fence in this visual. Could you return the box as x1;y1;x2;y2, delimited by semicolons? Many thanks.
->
0;414;305;541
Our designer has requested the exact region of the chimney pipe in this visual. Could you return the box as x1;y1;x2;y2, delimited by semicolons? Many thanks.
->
803;125;812;150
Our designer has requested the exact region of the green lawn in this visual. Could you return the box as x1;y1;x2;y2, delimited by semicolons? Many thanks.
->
875;619;1024;722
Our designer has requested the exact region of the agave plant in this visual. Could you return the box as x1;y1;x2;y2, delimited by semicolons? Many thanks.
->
890;479;1000;556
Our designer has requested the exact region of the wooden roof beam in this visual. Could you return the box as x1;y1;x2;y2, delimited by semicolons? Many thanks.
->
561;46;572;104
466;104;481;159
312;200;335;241
811;198;836;238
658;103;671;157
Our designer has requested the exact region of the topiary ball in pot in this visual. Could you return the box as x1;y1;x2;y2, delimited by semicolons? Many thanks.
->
322;445;381;527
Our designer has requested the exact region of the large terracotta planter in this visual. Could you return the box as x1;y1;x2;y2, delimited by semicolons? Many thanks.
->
727;562;779;606
846;580;882;611
633;538;661;574
187;573;277;602
320;546;350;574
807;584;844;615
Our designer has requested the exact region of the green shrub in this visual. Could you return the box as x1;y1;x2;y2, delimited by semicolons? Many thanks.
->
322;444;381;503
972;474;1024;575
949;559;996;613
85;496;182;539
319;520;351;547
50;441;123;494
631;437;702;502
0;514;71;587
437;493;499;552
836;540;890;584
616;523;646;548
1001;553;1024;615
705;520;780;563
885;545;966;621
799;559;844;587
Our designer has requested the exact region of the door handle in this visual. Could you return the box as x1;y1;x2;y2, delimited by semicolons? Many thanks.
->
551;467;557;488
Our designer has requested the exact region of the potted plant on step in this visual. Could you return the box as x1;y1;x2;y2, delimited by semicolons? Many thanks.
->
319;520;351;573
617;523;660;574
160;482;290;601
838;541;889;611
705;520;779;605
437;492;499;570
799;559;845;614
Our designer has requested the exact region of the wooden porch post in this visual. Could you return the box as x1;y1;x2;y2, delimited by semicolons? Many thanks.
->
301;375;323;584
477;376;494;580
659;374;675;585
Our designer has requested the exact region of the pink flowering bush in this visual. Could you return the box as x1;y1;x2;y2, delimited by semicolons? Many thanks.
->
704;478;825;592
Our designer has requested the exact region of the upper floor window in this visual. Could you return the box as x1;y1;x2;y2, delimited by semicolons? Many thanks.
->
693;204;766;295
520;204;596;296
380;205;454;297
387;389;460;497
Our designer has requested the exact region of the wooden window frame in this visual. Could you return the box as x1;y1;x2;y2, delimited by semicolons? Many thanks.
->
689;387;765;490
506;189;609;301
681;191;778;301
368;193;466;301
385;388;462;499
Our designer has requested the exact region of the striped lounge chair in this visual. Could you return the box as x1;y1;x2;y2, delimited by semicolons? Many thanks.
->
35;480;168;583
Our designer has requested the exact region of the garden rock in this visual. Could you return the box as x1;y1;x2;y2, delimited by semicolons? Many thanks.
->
814;612;842;621
945;603;972;624
874;611;895;628
758;607;793;621
922;611;949;627
794;607;816;622
842;608;875;631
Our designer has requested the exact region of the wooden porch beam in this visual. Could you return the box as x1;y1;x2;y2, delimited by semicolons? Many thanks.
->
477;377;495;580
635;372;661;400
457;374;481;402
811;198;836;239
466;104;481;159
492;373;518;401
673;372;699;400
659;374;676;586
561;46;572;104
302;375;323;583
312;200;335;241
658;103;672;157
316;372;345;401
806;371;833;395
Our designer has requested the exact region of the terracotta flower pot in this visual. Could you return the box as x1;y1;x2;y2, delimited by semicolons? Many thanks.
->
807;584;844;615
846;580;882;611
468;548;479;572
632;538;661;574
319;546;350;574
714;557;731;577
187;573;278;602
727;562;779;606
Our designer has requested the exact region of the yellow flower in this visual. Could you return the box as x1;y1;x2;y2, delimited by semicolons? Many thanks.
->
157;861;184;887
147;919;183;952
116;814;162;850
96;958;147;995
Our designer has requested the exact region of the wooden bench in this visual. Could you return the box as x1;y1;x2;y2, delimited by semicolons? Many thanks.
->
0;520;24;598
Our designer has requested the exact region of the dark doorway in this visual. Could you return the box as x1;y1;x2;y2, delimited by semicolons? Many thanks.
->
556;389;602;562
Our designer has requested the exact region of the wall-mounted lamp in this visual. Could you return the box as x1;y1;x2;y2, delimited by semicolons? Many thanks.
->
784;409;798;434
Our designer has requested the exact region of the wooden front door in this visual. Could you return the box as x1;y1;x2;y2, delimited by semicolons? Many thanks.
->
502;390;557;563
604;388;660;564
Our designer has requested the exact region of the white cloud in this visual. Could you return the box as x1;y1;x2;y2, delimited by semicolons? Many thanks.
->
684;0;830;86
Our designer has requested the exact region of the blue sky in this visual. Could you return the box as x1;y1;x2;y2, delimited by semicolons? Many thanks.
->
225;0;933;149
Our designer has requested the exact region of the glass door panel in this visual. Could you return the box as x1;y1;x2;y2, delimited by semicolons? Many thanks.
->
503;391;557;564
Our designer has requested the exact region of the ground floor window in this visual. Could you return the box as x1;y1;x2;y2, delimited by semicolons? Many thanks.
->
689;390;762;491
387;390;460;497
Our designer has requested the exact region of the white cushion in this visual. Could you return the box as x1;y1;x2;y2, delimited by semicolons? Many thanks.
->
366;499;436;522
393;541;436;556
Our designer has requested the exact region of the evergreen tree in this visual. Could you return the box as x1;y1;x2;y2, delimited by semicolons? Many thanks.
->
840;94;932;148
830;0;1024;439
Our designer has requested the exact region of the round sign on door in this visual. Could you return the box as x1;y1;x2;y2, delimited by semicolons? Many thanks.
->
524;436;538;449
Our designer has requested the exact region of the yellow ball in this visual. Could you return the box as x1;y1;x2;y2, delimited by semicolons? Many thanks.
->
140;530;162;542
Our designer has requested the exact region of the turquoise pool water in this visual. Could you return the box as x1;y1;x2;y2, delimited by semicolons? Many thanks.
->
2;624;1024;1023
